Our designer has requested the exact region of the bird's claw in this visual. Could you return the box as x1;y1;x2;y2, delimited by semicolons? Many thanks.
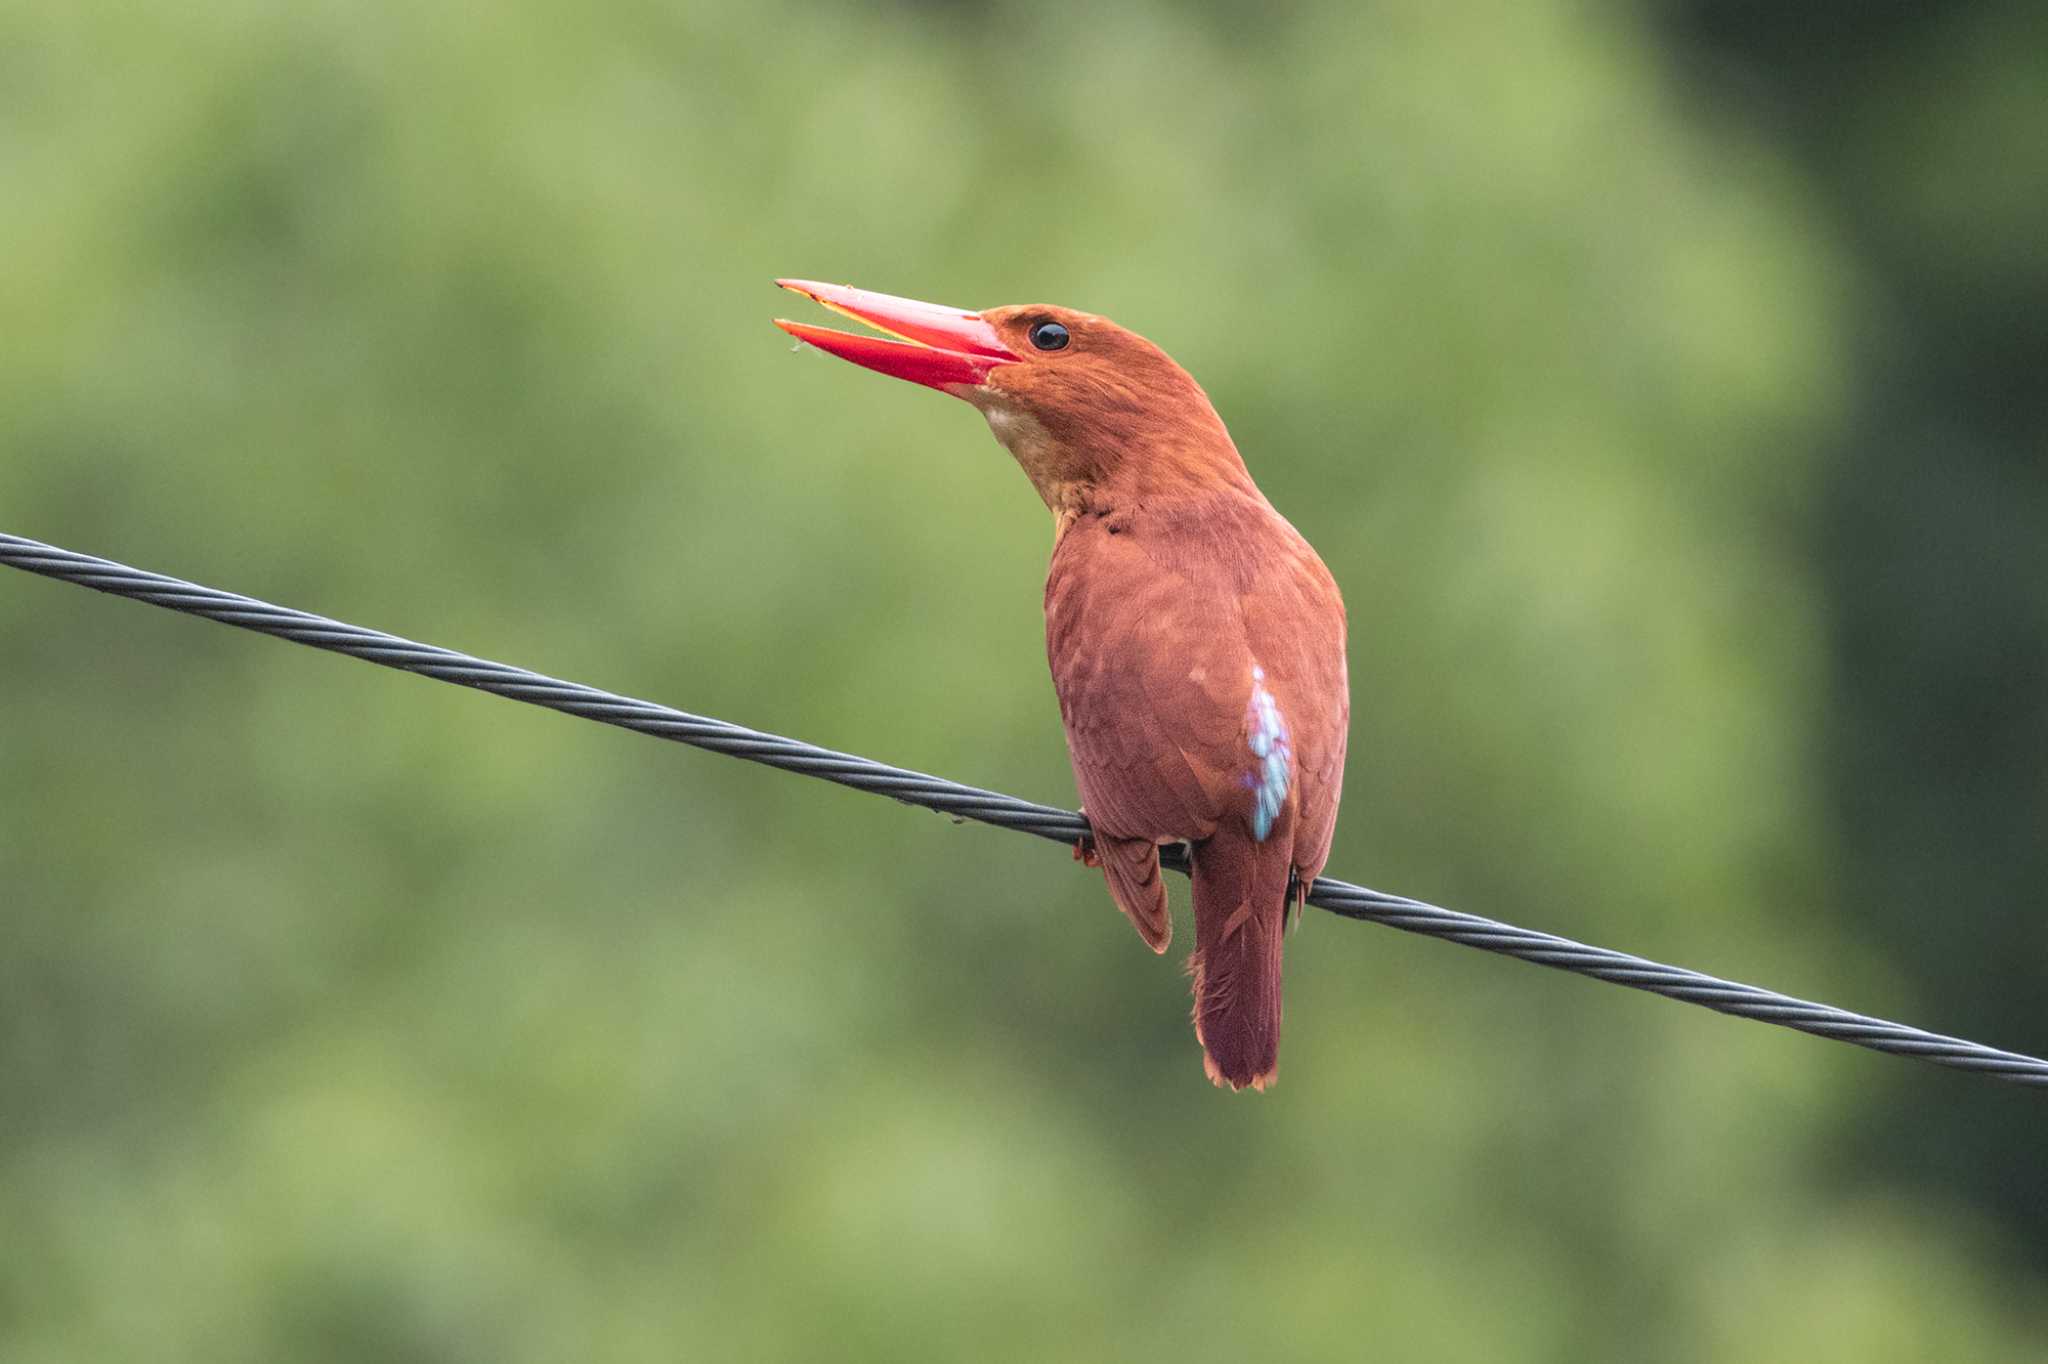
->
1073;837;1101;868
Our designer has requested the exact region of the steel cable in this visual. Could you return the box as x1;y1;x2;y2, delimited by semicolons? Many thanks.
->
4;530;2043;1087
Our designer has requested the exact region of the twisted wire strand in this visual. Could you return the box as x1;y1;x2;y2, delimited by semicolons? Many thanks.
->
4;530;2042;1087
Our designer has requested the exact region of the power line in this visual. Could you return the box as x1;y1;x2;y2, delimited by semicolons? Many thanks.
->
4;529;2043;1088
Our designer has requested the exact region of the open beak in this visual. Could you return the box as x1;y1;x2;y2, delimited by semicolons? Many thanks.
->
774;279;1019;393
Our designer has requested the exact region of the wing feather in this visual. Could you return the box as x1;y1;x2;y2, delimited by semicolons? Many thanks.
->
1047;523;1250;846
1046;493;1349;879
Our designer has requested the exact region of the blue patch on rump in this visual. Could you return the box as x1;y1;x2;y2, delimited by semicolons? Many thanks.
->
1246;667;1292;841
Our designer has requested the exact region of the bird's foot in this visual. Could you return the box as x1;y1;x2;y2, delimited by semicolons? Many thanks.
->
1073;806;1102;867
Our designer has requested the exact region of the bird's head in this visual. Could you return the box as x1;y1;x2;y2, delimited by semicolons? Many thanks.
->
775;279;1250;512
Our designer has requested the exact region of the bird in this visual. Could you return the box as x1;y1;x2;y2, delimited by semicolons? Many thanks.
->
774;280;1349;1091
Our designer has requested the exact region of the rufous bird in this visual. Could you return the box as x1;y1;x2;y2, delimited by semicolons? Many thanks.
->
774;280;1349;1091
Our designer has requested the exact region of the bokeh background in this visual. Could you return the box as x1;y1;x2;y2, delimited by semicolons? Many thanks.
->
3;1;2044;1359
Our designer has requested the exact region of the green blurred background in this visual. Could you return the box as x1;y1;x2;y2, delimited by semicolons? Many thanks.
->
3;1;2043;1359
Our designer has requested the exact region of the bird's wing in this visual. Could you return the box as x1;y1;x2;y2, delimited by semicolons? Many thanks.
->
1045;522;1254;848
1243;534;1349;882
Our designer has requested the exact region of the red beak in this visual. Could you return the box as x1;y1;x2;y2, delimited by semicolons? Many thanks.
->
774;279;1019;393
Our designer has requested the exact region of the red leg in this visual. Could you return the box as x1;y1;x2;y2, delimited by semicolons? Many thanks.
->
1073;805;1102;867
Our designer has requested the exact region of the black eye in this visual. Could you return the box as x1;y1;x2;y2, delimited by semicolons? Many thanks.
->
1028;320;1070;351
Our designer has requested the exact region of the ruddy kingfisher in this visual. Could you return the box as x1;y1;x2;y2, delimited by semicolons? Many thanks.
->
775;280;1349;1091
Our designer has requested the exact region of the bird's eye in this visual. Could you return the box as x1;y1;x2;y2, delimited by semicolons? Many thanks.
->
1028;320;1070;352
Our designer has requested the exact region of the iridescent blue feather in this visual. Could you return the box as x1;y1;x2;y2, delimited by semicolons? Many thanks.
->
1246;666;1291;841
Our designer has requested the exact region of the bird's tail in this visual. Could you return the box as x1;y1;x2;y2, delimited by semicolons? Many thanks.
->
1187;829;1295;1091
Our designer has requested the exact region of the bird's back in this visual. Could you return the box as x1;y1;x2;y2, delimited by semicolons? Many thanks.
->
1045;487;1347;1089
1045;489;1346;862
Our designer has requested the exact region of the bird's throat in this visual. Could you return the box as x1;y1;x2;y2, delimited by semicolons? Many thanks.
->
973;399;1080;513
968;388;1257;524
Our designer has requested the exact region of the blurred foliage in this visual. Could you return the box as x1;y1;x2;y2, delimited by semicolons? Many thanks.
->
2;1;2043;1359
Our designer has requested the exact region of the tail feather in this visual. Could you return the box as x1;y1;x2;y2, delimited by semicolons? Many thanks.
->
1095;832;1171;953
1188;829;1295;1091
